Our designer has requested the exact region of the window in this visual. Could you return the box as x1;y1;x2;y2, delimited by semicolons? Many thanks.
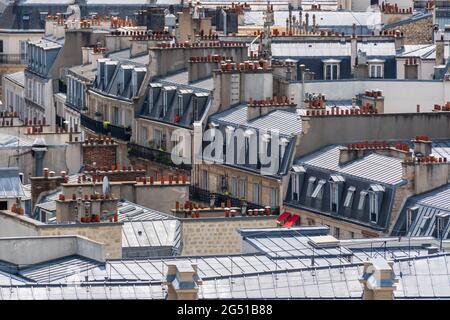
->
369;64;384;78
334;227;340;239
238;179;247;199
149;88;154;111
0;201;7;210
291;172;302;201
140;126;148;145
252;183;261;205
369;191;379;223
112;107;120;125
201;170;208;190
358;190;368;211
0;40;3;53
162;91;168;116
349;231;355;239
330;182;339;212
230;177;238;197
218;175;227;193
324;63;339;80
177;95;183;116
154;129;163;149
306;177;317;197
307;218;315;226
193;98;199;121
343;186;356;208
311;179;326;199
269;187;278;207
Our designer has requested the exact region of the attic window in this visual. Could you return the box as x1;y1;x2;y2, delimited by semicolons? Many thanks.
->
162;91;168;116
358;190;368;211
311;179;326;200
343;186;356;208
369;191;379;223
306;176;317;197
177;95;183;116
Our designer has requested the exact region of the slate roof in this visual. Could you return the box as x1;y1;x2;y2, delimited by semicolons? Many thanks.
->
0;168;25;199
4;71;25;87
296;145;404;186
399;44;436;60
210;104;302;137
392;184;450;239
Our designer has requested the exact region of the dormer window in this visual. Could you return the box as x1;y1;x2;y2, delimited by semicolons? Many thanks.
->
193;98;199;121
329;175;345;212
290;165;305;201
368;184;385;224
311;179;326;200
177;95;183;116
343;186;356;208
306;176;317;197
358;190;368;211
368;59;385;79
162;91;168;116
323;59;341;80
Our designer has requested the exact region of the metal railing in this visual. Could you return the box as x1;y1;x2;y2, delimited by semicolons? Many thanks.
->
189;185;280;215
0;54;27;65
80;114;131;141
128;142;192;171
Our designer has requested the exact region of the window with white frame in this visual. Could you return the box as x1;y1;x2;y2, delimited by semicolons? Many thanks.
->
330;182;339;212
324;61;340;80
369;191;379;223
358;190;368;211
177;94;183;116
306;176;317;197
149;88;153;111
311;179;326;200
343;186;356;208
291;171;303;201
369;63;384;78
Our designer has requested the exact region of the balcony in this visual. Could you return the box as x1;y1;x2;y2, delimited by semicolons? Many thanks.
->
128;142;192;171
80;114;131;141
0;54;27;65
189;185;280;215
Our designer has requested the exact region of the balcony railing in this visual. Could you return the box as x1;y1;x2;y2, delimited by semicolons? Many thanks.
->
189;185;280;215
0;54;27;65
80;114;131;141
128;142;192;171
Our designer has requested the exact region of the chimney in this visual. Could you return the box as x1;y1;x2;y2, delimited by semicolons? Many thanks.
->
351;26;358;73
359;259;398;300
413;135;432;157
164;262;202;300
81;47;91;65
435;35;445;66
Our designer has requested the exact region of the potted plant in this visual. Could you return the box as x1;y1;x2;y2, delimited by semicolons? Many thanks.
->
103;121;110;130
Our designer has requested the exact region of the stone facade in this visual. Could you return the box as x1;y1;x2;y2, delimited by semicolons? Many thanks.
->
38;223;123;259
181;217;277;256
385;16;433;45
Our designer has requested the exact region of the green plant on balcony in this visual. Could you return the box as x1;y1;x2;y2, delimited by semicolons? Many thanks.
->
103;121;110;129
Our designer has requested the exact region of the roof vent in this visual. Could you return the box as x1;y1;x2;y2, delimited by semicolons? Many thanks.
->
308;235;340;248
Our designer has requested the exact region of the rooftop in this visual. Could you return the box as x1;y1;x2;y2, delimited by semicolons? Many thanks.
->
296;144;405;185
209;104;302;137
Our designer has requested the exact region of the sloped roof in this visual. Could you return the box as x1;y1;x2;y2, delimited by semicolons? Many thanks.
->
0;168;26;199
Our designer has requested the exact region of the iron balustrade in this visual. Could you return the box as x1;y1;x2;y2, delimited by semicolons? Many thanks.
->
189;185;280;215
128;142;192;171
0;54;27;64
80;114;131;141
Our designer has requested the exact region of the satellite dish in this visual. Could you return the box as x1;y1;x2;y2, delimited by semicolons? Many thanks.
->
102;176;110;196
